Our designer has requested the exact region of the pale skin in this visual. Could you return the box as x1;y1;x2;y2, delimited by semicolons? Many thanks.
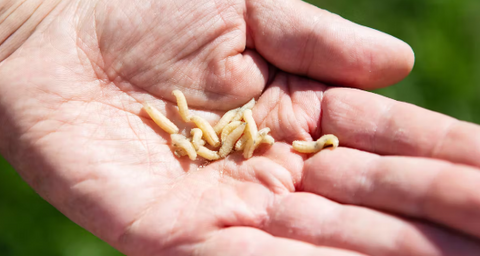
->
1;0;480;256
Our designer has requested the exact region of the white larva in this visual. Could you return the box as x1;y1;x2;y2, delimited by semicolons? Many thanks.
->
235;129;273;153
292;134;339;154
262;135;275;145
190;128;204;150
235;134;248;151
292;140;318;153
243;109;258;140
243;128;271;159
219;123;246;158
317;134;339;149
243;138;256;159
242;109;259;159
143;103;179;134
231;98;255;122
190;115;221;147
174;148;187;157
258;128;270;136
171;134;197;160
214;109;238;134
172;90;191;122
254;128;273;148
197;146;220;161
220;121;243;143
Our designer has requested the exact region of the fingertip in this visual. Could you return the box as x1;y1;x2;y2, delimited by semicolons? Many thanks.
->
327;24;416;89
404;40;416;75
398;38;416;83
362;35;416;89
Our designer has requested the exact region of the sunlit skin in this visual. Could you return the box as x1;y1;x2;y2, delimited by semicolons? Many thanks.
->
1;0;480;256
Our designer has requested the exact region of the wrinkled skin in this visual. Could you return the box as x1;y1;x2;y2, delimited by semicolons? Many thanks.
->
1;0;480;255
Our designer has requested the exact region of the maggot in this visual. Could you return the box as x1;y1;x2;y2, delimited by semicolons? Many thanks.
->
143;102;179;134
214;108;238;134
235;134;248;151
219;122;246;158
190;128;205;150
292;134;339;154
197;146;220;161
243;127;271;159
171;134;197;160
220;121;243;143
190;115;221;147
231;98;255;122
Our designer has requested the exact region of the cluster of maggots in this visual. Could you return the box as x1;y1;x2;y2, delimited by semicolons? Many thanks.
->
143;90;339;161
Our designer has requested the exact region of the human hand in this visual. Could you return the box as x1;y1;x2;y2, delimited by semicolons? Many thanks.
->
2;0;479;255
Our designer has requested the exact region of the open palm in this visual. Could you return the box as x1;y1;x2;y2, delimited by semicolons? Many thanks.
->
1;0;480;255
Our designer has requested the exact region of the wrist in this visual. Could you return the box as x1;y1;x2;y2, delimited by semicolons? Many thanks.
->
0;0;61;62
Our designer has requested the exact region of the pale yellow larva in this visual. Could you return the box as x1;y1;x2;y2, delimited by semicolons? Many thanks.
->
254;128;272;147
317;134;339;149
243;109;258;140
242;109;259;159
292;140;318;153
262;135;275;145
243;128;270;159
220;121;243;143
143;103;179;134
258;127;270;136
197;146;220;161
235;134;248;151
292;134;339;154
190;115;221;147
213;108;238;134
190;128;204;150
172;90;191;122
219;123;246;158
171;134;197;160
170;134;197;160
174;148;188;157
243;137;256;159
231;98;255;122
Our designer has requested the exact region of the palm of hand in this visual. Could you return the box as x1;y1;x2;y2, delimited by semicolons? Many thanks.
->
2;0;479;255
3;1;331;254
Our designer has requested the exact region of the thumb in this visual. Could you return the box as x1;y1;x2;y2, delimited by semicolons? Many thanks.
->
246;0;415;89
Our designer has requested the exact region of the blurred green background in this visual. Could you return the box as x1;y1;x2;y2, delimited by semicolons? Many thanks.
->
1;0;479;255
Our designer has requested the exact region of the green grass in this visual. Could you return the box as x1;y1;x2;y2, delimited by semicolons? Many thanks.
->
1;1;479;255
0;157;124;256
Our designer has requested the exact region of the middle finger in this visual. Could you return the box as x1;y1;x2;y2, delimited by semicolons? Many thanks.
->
320;87;480;168
301;147;480;239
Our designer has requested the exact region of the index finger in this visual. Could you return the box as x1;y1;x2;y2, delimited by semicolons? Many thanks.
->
246;0;414;89
321;88;480;168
